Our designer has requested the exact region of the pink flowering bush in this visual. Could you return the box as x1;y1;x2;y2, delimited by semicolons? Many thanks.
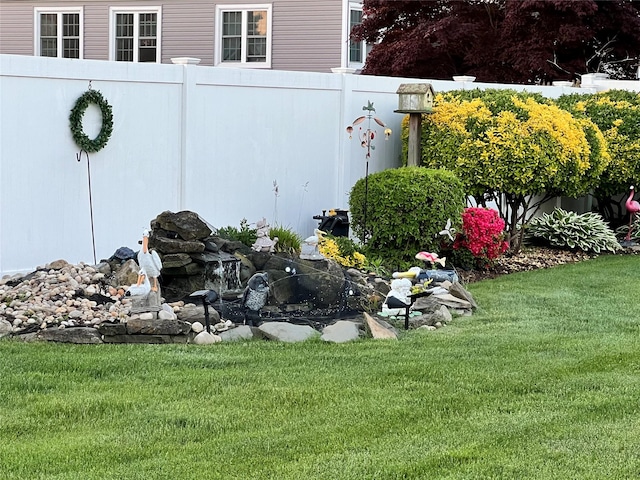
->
450;207;509;269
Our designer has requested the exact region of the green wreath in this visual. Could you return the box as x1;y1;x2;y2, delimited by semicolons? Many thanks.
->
69;89;113;153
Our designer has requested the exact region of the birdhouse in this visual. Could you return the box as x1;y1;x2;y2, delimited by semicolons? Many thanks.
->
394;83;435;113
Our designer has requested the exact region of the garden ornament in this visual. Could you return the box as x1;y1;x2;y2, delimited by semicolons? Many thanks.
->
138;229;162;292
625;186;640;242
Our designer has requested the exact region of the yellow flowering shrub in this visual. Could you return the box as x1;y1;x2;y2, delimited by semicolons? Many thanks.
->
557;90;640;200
408;88;611;250
318;236;367;269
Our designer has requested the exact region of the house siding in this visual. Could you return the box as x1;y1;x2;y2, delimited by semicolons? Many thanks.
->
162;1;215;65
84;3;111;60
0;0;345;71
272;0;343;73
0;2;35;56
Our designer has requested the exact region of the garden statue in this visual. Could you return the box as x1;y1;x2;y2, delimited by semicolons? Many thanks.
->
241;272;270;326
251;218;278;253
300;228;326;260
623;186;640;245
138;229;162;292
415;251;447;268
382;278;412;316
393;265;459;284
125;270;151;298
125;269;162;314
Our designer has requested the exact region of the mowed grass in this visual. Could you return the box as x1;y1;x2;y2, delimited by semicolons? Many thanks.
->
2;254;640;479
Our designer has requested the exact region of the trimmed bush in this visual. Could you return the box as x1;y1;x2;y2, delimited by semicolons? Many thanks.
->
349;167;465;269
411;88;611;251
556;90;640;222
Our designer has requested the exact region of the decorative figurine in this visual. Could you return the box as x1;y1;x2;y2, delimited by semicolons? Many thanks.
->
624;185;640;244
300;228;326;260
382;278;413;316
251;218;278;253
241;272;270;326
125;270;151;298
138;229;162;292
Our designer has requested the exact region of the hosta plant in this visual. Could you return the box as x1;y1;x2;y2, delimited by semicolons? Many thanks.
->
526;208;621;253
615;216;640;243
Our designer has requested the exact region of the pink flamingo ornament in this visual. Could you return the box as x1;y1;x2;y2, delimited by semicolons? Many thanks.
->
625;186;640;242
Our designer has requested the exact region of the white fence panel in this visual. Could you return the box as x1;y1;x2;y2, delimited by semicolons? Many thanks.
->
2;53;634;276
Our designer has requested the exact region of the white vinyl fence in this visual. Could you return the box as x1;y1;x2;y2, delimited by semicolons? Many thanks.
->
0;54;612;276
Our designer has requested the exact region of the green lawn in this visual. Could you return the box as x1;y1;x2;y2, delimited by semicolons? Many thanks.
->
2;254;640;479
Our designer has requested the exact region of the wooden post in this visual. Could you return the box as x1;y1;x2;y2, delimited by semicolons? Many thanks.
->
407;113;422;167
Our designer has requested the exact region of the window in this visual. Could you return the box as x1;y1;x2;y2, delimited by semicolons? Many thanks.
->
348;3;370;69
349;7;364;65
34;8;83;59
215;4;272;68
109;7;161;62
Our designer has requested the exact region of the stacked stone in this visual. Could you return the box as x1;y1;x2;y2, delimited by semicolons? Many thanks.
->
148;210;239;302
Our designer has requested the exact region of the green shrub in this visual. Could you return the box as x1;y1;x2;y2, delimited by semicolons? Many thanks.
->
556;90;640;198
526;208;621;253
412;88;611;251
349;167;465;269
556;90;640;222
217;219;258;247
269;225;302;254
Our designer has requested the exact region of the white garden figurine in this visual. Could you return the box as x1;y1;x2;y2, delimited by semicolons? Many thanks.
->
137;229;162;292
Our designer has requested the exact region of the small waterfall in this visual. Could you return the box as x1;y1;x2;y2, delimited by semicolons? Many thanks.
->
204;251;242;298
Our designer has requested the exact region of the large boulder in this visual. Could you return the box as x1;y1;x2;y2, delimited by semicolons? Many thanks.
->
151;210;212;241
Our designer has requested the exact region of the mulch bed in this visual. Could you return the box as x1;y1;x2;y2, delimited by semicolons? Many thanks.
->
456;246;609;284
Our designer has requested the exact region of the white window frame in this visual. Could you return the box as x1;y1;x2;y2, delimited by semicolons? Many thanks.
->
108;6;162;63
33;7;84;59
214;4;272;69
347;2;367;69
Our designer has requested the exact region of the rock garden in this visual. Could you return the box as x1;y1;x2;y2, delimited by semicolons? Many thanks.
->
0;210;480;345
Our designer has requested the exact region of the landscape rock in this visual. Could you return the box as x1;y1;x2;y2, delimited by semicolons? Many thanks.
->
150;236;205;254
37;327;103;344
191;321;204;333
151;210;213;241
364;313;397;340
321;320;361;343
126;317;191;335
0;319;13;337
409;305;452;328
161;253;193;269
158;309;177;321
219;325;259;342
111;259;140;288
193;331;222;345
45;259;70;270
258;322;319;343
432;293;472;310
177;305;221;324
448;282;478;309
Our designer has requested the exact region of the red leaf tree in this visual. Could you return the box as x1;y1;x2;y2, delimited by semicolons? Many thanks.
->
352;0;640;83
